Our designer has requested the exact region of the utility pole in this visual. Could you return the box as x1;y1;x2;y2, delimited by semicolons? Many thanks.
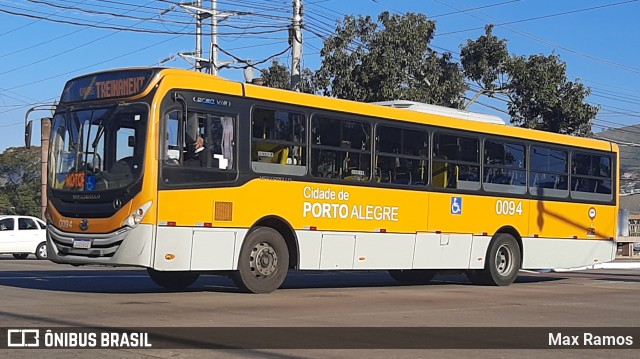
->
290;0;302;90
177;1;211;72
211;0;219;75
195;0;204;71
24;105;56;219
178;1;234;74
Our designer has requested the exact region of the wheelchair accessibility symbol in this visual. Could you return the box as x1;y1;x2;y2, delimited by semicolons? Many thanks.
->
451;197;462;215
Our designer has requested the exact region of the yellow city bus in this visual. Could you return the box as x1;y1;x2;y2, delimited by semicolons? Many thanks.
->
31;68;619;293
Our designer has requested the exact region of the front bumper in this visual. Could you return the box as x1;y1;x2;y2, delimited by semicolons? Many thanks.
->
47;224;154;267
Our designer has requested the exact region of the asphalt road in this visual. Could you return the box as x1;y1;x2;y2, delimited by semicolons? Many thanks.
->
0;255;639;359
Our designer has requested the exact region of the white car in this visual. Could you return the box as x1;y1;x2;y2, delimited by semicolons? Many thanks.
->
0;215;48;260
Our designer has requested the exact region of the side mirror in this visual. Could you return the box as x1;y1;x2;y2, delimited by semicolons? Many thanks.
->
25;104;56;149
25;120;33;149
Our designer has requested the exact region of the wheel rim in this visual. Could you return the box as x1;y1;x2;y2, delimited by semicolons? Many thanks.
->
250;242;278;278
38;245;47;258
495;244;514;276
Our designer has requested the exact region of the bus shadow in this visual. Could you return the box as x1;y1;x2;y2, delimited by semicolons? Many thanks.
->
0;269;565;294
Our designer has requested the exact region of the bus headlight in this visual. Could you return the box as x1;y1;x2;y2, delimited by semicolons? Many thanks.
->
123;201;152;228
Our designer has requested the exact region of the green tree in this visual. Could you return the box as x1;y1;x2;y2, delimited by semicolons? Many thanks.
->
461;26;597;136
0;146;41;216
460;25;510;106
506;54;597;136
314;12;466;106
260;60;315;94
260;60;290;89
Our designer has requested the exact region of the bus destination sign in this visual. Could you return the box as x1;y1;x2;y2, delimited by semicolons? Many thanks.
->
61;69;155;102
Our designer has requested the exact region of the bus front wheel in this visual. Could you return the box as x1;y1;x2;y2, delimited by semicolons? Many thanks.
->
147;268;200;290
468;233;521;286
232;227;289;294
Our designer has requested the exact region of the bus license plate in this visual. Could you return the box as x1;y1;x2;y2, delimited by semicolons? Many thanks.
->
72;239;92;249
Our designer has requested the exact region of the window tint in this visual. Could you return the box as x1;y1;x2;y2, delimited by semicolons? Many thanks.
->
483;140;526;194
251;108;306;176
571;152;613;200
18;218;38;230
432;133;480;190
0;218;14;231
311;116;371;181
161;108;236;185
529;146;568;197
376;125;429;186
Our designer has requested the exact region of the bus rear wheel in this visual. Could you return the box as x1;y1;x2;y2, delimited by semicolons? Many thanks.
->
147;268;200;290
469;233;521;286
232;227;289;294
389;269;437;284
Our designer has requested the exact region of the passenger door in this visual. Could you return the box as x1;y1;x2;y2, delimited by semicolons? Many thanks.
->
0;218;17;252
16;217;40;253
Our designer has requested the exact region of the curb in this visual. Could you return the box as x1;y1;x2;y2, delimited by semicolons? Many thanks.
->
552;261;640;272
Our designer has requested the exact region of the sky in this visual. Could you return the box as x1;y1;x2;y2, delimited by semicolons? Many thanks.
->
1;0;640;153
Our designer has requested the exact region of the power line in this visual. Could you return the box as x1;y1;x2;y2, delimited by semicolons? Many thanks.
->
436;0;640;75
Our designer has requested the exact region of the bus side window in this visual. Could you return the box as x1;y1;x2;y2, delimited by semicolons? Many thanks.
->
160;104;238;185
164;110;181;165
376;124;429;187
251;107;306;176
205;115;235;170
311;117;371;182
529;146;569;198
432;133;479;190
570;152;613;201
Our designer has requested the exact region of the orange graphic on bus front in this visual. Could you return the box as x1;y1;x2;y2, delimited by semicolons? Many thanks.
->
64;172;85;189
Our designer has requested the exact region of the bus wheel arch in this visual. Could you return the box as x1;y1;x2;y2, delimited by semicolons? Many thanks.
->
467;227;522;286
232;217;296;294
250;216;299;270
494;226;523;267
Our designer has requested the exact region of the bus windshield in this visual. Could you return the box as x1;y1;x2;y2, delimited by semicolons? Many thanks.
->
48;102;149;192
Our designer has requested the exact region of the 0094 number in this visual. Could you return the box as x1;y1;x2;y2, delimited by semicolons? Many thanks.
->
495;200;523;216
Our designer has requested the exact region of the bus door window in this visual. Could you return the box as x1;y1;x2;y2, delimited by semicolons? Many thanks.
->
251;107;306;176
376;125;429;186
311;117;371;182
432;133;480;190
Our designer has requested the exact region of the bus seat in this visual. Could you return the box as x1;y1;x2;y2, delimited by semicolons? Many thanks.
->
273;148;289;164
392;167;411;185
432;161;448;188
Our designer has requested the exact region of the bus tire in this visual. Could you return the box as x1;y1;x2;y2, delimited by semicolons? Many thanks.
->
389;269;437;284
147;268;199;290
12;253;29;260
232;227;289;294
475;233;521;286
